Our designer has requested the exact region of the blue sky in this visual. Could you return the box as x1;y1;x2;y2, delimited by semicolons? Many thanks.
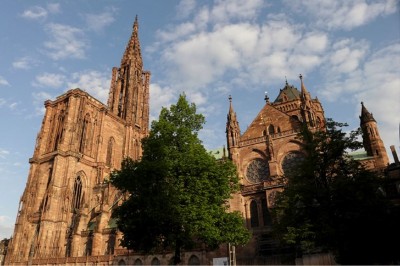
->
0;0;399;239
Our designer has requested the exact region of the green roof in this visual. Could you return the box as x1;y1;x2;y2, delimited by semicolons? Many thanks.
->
274;84;301;103
209;147;226;160
349;149;374;161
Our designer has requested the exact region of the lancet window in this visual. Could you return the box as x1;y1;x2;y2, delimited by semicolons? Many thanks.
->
72;176;83;211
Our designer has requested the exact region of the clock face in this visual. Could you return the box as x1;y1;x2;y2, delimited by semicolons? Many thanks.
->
282;152;305;176
246;158;270;183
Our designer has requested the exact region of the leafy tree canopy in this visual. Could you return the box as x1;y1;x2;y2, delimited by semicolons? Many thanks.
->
273;119;400;264
110;94;250;264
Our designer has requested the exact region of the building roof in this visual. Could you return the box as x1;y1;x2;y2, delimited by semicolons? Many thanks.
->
274;82;301;103
349;149;374;161
209;147;226;160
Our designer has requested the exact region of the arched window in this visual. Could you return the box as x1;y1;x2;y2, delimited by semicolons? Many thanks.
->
118;259;126;265
65;235;72;257
106;137;115;167
72;176;83;211
79;113;91;153
85;231;93;256
250;200;259;228
53;110;65;150
316;117;322;127
188;255;200;265
151;257;160;265
262;198;271;226
262;130;267;136
134;259;143;265
106;230;116;255
291;115;299;121
268;124;274;135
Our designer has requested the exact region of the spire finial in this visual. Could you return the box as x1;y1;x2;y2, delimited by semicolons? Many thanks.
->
229;95;232;103
285;76;288;85
133;15;139;32
299;74;303;80
264;91;270;103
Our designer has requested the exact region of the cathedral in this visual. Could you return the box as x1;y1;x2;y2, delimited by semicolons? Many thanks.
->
6;18;152;265
225;77;389;263
5;18;390;265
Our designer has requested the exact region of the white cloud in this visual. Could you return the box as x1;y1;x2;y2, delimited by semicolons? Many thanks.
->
285;0;398;30
44;23;88;60
21;6;47;20
156;16;328;91
0;215;13;239
20;4;60;21
12;57;37;69
85;10;116;32
320;39;370;99
210;0;265;24
149;83;177;122
33;73;66;88
319;43;400;151
47;3;60;14
9;102;18;110
176;0;197;19
330;39;369;74
0;149;10;159
0;76;10;86
67;70;110;104
32;91;53;115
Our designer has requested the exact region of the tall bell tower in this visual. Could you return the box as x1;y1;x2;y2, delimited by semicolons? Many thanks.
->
359;102;389;169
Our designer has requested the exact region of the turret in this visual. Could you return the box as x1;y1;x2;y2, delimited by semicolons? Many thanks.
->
299;74;316;127
359;102;389;168
226;95;241;159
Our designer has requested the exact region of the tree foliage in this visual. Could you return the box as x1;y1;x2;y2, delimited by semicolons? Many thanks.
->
273;119;400;264
110;94;250;264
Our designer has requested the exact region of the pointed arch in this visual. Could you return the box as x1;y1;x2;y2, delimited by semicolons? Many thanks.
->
72;175;83;211
188;255;200;265
134;258;143;265
53;109;66;151
268;124;274;135
106;137;115;167
262;198;271;226
250;200;259;228
151;257;160;265
79;113;91;153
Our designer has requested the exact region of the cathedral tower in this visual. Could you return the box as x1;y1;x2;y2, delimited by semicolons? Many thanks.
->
360;102;389;169
6;19;150;264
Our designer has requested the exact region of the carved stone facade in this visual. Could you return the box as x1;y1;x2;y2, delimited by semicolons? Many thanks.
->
226;77;389;259
5;18;390;265
5;18;151;265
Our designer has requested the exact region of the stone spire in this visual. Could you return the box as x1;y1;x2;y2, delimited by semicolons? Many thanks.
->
226;95;241;155
359;102;389;168
107;16;150;128
360;101;376;124
121;15;142;66
299;74;311;101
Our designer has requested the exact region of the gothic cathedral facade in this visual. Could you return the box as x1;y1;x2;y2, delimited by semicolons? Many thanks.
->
6;18;151;264
226;76;389;258
6;18;390;265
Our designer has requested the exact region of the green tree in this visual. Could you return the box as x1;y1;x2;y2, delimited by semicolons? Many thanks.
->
110;94;250;264
273;119;400;264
